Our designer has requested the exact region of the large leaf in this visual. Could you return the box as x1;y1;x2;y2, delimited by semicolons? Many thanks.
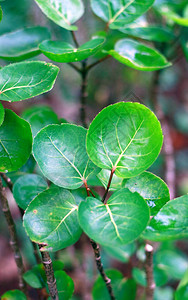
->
55;270;74;300
0;26;51;61
90;0;155;29
0;61;59;101
33;124;100;189
0;101;4;126
175;269;188;300
0;109;32;173
23;186;82;251
108;39;171;71
1;290;27;300
78;188;150;247
86;102;163;178
34;0;84;31
122;171;170;216
143;194;188;241
13;174;48;210
39;38;105;63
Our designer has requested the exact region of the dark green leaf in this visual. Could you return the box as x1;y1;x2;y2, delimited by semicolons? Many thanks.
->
86;102;163;178
70;188;100;205
0;109;32;172
55;270;74;300
33;124;100;189
13;174;48;210
0;26;51;61
122;171;170;216
103;243;136;262
175;269;188;300
143;195;188;241
1;290;27;300
34;0;84;31
108;39;171;71
98;169;123;191
132;267;146;286
0;6;2;22
39;38;105;63
23;186;82;251
78;189;150;247
0;61;59;101
0;101;4;126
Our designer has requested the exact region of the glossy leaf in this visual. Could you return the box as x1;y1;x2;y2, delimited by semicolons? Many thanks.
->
33;124;100;189
103;243;136;262
175;269;188;300
21;105;59;137
23;186;82;251
39;38;105;63
86;102;163;178
90;0;155;29
0;109;32;173
0;101;4;126
143;195;188;241
1;290;27;300
34;0;84;31
0;26;51;61
55;270;74;300
0;61;59;101
70;188;99;205
13;174;48;210
108;39;171;71
97;169;123;191
122;171;170;216
78;189;150;247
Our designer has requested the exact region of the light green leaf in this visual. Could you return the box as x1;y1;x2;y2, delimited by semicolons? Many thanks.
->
97;169;123;191
1;290;27;300
108;39;171;71
86;102;163;178
34;0;84;31
0;26;51;61
175;269;188;300
0;109;32;172
78;188;150;247
103;242;136;262
21;105;59;137
90;0;155;29
0;6;2;22
39;38;105;63
122;171;170;216
13;174;48;210
159;5;188;26
0;61;59;101
143;195;188;241
132;267;146;286
0;101;4;126
33;124;100;189
23;186;82;251
154;287;174;300
55;270;74;300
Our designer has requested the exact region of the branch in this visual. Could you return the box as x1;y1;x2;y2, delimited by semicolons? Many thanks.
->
145;243;155;300
68;62;82;74
71;31;79;48
102;166;116;204
86;55;111;72
0;172;13;191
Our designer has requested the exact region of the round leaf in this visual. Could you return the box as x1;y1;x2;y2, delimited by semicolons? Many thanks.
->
103;243;136;263
0;101;4;126
0;61;59;101
0;26;51;61
1;290;27;300
86;102;163;178
108;39;171;71
78;188;150;247
33;124;100;189
23;186;82;251
122;171;170;216
13;174;48;210
55;270;74;300
0;109;32;172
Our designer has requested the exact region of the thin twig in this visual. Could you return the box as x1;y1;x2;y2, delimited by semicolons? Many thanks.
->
0;177;27;294
145;243;155;300
86;55;111;72
71;31;79;48
0;172;13;191
102;166;116;204
68;62;82;74
80;60;88;128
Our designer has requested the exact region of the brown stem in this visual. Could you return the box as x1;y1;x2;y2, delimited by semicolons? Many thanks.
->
0;172;13;191
71;31;79;48
0;177;27;294
102;166;116;204
86;55;111;72
39;245;58;300
80;60;88;128
145;243;155;300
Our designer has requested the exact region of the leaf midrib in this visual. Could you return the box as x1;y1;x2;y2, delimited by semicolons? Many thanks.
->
108;0;135;25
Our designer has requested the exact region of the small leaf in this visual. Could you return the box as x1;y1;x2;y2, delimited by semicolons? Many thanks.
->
0;26;51;61
78;189;150;247
97;169;123;191
1;290;27;300
159;5;188;27
23;186;82;251
55;270;74;300
33;124;100;189
0;101;4;126
175;269;188;300
122;171;170;216
103;243;136;263
39;38;105;63
0;109;32;172
0;61;59;101
13;174;48;210
86;102;163;178
143;194;188;241
108;39;171;71
34;0;84;31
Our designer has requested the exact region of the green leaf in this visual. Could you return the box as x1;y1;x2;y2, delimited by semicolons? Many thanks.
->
1;290;27;300
132;266;168;287
13;174;48;210
70;188;100;205
21;105;59;137
122;171;170;216
90;0;155;29
103;242;136;263
0;109;32;173
154;287;174;300
159;5;188;26
154;266;168;287
23;186;82;251
0;61;59;102
55;270;74;300
142;194;188;241
0;26;51;62
132;267;146;286
39;38;105;63
108;39;171;71
34;0;84;31
33;124;100;189
78;188;150;247
97;169;123;191
0;101;4;126
86;102;163;178
0;6;2;22
175;269;188;300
